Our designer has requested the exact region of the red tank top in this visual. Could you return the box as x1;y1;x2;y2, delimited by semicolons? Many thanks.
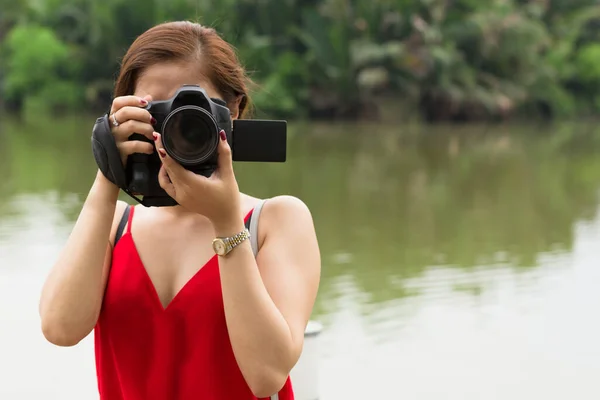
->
94;206;294;400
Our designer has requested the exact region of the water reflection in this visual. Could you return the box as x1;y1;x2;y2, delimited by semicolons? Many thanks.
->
2;117;600;399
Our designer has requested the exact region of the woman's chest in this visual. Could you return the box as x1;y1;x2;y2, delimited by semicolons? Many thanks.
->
103;232;224;317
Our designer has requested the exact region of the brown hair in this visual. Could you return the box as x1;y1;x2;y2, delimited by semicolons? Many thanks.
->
114;21;253;118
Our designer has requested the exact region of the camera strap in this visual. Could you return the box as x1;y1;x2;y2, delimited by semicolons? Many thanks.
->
92;115;176;207
91;114;128;189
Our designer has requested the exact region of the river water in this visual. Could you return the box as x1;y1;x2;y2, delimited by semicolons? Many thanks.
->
1;117;600;399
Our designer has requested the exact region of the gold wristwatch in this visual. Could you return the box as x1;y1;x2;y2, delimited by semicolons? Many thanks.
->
212;228;251;256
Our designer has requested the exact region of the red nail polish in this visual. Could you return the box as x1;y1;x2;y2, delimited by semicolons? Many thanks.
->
158;149;166;158
219;130;226;141
153;132;159;141
151;117;157;125
140;98;148;105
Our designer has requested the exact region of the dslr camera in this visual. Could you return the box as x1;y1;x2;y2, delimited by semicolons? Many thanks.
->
92;84;287;207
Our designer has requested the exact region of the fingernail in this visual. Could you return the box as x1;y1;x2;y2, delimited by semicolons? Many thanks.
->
158;148;166;158
140;98;148;105
219;130;226;141
153;132;159;141
151;117;157;125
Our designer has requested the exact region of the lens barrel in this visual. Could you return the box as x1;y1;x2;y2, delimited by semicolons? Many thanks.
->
161;106;220;166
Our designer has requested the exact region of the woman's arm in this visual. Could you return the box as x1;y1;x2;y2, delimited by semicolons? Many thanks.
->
39;171;128;346
215;195;321;398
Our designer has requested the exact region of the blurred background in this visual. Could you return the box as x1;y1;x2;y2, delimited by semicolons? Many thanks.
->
2;0;600;399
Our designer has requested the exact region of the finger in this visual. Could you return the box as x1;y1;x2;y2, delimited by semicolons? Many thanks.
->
110;95;150;114
153;132;194;182
114;106;154;126
113;120;155;142
117;140;155;156
158;164;176;198
215;129;234;177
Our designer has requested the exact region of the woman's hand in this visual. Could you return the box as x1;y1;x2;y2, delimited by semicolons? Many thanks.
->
152;130;242;234
109;94;156;165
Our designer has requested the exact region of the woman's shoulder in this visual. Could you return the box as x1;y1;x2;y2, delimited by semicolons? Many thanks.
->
244;194;312;220
258;195;315;235
253;195;319;270
264;195;311;214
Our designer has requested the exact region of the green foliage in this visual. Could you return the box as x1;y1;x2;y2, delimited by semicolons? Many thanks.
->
1;23;84;114
1;0;600;121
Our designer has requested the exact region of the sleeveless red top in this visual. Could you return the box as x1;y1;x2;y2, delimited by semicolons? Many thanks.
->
94;206;294;400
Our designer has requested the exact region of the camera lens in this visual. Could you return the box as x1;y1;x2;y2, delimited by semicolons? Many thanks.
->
162;106;220;165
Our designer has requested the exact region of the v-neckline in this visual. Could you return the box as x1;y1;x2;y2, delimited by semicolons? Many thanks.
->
118;205;255;313
123;232;218;312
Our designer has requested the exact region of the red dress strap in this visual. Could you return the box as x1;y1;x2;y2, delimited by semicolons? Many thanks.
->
126;205;135;234
243;208;254;223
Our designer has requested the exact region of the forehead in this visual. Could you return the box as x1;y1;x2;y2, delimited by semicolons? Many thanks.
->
134;61;221;101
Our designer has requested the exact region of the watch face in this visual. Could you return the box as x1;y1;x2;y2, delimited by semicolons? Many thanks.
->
212;239;226;256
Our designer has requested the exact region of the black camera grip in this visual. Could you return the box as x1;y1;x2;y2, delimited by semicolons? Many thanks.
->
126;133;154;194
91;114;127;188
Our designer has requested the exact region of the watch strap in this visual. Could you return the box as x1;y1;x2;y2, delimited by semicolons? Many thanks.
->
220;228;250;255
216;199;267;256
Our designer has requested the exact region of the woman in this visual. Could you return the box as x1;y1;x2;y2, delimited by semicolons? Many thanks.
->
39;21;321;400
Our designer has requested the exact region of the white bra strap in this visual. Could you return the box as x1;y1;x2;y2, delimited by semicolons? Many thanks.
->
249;199;267;257
249;199;279;400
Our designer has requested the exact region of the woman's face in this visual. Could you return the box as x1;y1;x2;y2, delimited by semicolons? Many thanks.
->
134;61;240;118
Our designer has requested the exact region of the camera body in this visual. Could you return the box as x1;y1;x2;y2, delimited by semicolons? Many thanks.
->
125;85;286;207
